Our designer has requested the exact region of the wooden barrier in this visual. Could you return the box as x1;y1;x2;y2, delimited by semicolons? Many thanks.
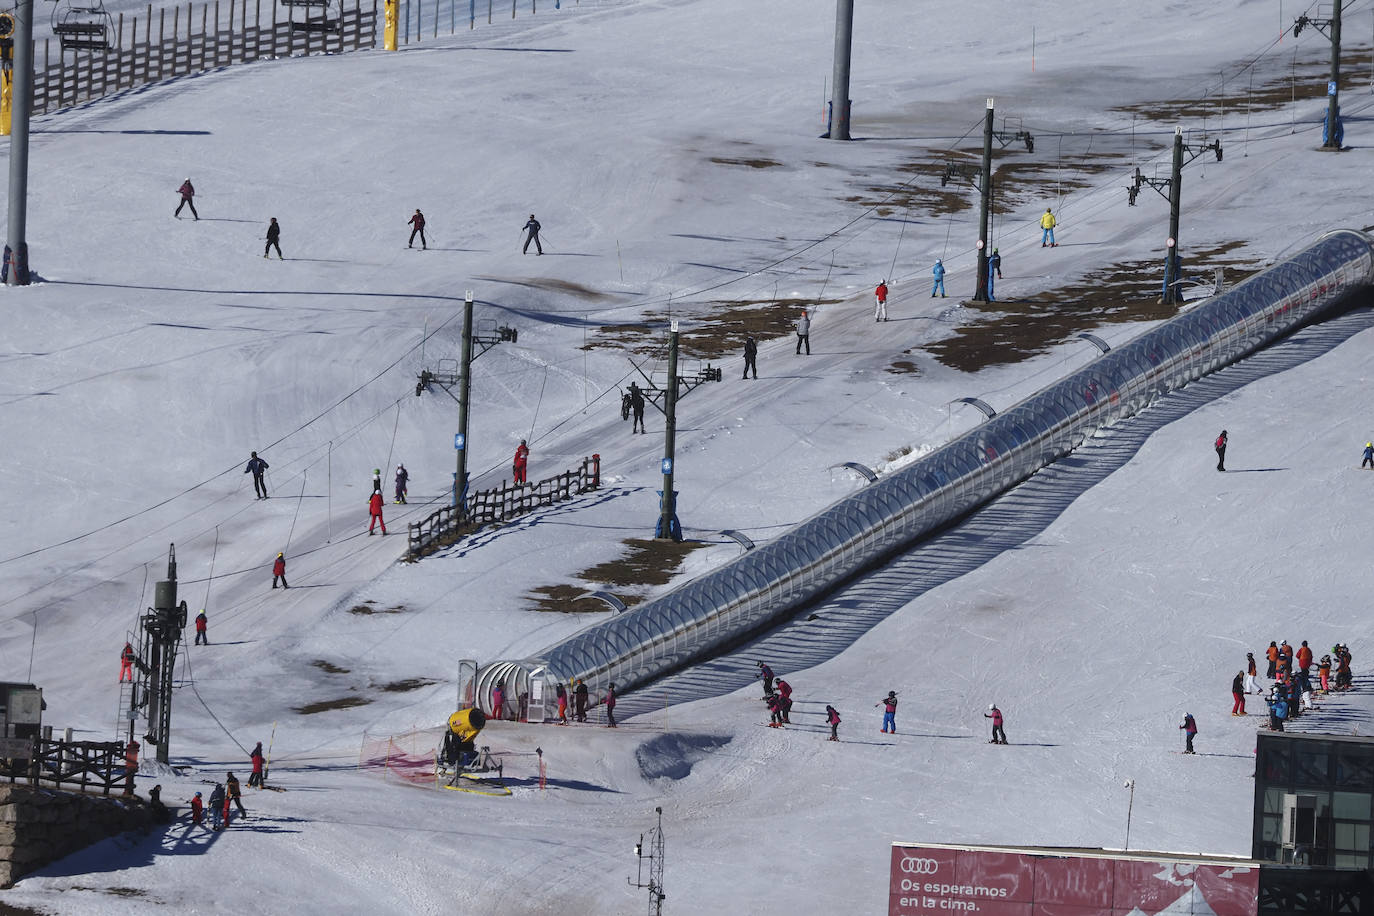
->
407;455;600;559
0;737;127;796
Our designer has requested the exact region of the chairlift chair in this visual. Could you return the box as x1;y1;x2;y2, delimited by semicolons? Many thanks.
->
278;0;340;34
50;0;113;51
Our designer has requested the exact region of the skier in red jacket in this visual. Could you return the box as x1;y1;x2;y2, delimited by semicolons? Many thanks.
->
272;553;288;589
513;440;529;485
368;491;387;535
407;209;427;249
175;178;198;220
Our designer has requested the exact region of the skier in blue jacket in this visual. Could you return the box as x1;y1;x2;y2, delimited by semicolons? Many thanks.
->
1362;442;1373;469
931;259;946;298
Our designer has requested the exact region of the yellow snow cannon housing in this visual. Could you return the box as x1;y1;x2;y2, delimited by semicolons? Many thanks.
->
448;708;486;743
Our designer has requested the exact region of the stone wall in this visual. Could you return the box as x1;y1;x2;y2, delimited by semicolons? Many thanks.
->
0;784;152;887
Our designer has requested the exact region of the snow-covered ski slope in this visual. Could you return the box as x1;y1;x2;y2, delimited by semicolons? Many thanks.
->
2;0;1373;913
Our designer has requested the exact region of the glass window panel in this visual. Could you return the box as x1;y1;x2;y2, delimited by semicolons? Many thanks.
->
1332;791;1370;820
1261;814;1283;845
1264;787;1288;815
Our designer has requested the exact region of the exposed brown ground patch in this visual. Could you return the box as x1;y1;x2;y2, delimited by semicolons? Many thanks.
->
377;678;439;693
922;242;1258;372
311;659;350;674
710;156;784;169
527;538;710;612
586;297;841;360
295;696;372;715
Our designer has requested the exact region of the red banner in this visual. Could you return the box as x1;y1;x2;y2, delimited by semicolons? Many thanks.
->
889;846;1258;916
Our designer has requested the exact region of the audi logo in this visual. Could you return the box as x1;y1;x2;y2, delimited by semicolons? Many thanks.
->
900;857;939;875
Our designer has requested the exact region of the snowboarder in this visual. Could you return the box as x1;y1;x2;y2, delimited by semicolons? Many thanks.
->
491;681;506;720
989;248;1002;279
1231;671;1246;716
574;678;589;722
190;791;205;826
629;384;646;434
795;311;811;355
226;772;246;817
985;704;1007;744
175;178;198;220
522;214;543;255
249;742;265;788
757;661;775;697
513;440;529;484
1244;651;1259;694
825;704;841;742
394;464;409;504
742;336;758;379
194;609;208;645
271;552;288;589
368;490;387;535
931;259;946;298
1215;430;1228;471
1363;442;1373;469
877;691;897;734
556;683;568;724
1040;208;1057;247
119;641;135;682
208;783;225;829
408;209;427;249
874;280;889;322
1179;713;1198;754
605;682;617;728
245;451;269;499
263;217;283;260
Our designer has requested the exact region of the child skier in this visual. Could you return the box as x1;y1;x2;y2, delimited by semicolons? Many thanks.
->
394;464;409;504
208;783;225;830
877;691;897;734
985;704;1006;744
368;491;387;535
190;791;204;826
825;705;841;742
1179;713;1198;754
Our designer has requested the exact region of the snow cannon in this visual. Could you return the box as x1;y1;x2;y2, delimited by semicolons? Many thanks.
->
448;707;485;743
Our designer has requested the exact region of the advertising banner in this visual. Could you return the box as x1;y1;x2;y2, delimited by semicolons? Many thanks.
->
889;845;1258;916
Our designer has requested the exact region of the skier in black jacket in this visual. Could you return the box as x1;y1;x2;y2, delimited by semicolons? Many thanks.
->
264;218;283;259
245;451;269;499
522;215;542;255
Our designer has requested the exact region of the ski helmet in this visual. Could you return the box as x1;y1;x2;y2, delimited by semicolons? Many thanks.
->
374;468;380;475
195;791;202;797
988;703;995;710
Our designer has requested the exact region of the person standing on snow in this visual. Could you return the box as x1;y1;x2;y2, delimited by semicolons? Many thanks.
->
522;214;543;255
574;678;589;722
1265;641;1279;679
1244;652;1259;694
1267;689;1287;731
372;468;383;495
368;490;387;535
245;451;269;499
194;609;208;646
491;681;506;720
119;642;135;682
1215;430;1228;471
556;683;569;725
1179;713;1198;754
775;679;793;723
190;791;205;827
874;280;889;322
226;772;246;818
1040;208;1058;247
394;464;409;504
1297;640;1314;674
264;217;283;260
604;682;618;728
175;178;198;220
1231;671;1247;716
1318;654;1332;692
985;704;1007;744
989;248;1002;279
742;336;758;379
629;385;646;433
408;209;427;249
931;259;946;298
795;311;811;355
208;783;225;829
765;693;785;727
1363;442;1374;469
757;661;775;697
513;440;529;484
825;705;842;742
249;742;265;788
271;552;288;589
877;691;898;734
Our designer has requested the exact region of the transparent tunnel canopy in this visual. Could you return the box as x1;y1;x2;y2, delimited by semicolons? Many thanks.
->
478;231;1374;719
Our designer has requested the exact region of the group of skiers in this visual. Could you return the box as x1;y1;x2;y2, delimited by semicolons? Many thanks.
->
1205;639;1358;746
174;180;553;259
186;768;253;831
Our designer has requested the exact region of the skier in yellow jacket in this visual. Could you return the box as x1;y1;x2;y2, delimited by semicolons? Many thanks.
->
1040;208;1058;247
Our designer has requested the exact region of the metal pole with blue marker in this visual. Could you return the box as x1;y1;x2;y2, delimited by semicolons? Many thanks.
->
453;290;474;509
657;320;681;540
